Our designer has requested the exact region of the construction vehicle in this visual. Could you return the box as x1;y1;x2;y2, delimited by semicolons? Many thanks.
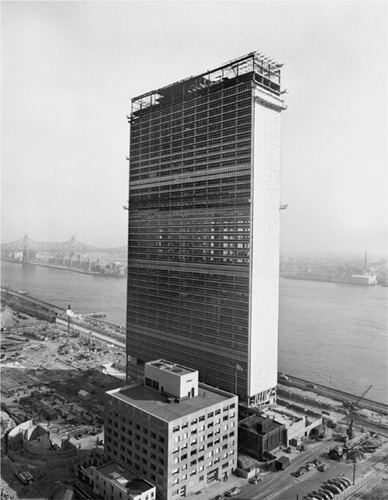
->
328;445;344;461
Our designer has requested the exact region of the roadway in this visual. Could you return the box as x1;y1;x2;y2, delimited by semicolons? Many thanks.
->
280;375;388;416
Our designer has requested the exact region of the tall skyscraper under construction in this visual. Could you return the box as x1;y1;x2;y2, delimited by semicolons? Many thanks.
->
126;51;287;406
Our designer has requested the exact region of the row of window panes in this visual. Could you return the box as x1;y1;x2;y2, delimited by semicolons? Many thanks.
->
132;86;251;126
131;111;251;144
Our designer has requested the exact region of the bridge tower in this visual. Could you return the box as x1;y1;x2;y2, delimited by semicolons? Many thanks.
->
69;235;76;259
22;234;29;264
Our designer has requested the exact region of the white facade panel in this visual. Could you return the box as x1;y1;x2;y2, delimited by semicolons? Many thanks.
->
248;99;281;397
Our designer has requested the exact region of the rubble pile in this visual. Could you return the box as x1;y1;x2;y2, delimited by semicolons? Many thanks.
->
0;486;14;500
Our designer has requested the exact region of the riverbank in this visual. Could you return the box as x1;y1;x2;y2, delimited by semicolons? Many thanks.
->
1;288;126;341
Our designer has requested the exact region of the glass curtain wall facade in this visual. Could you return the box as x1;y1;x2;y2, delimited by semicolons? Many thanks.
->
126;52;286;406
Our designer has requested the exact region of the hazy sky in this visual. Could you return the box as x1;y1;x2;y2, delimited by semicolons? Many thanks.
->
1;1;387;255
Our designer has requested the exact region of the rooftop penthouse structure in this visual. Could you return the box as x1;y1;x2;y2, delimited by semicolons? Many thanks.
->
125;51;287;407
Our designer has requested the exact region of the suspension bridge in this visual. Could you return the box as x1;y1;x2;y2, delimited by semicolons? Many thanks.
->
1;235;127;262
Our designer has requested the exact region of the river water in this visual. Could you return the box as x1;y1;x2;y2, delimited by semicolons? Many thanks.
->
1;261;387;405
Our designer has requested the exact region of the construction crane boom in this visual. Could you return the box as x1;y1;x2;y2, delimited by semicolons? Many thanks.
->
354;385;373;406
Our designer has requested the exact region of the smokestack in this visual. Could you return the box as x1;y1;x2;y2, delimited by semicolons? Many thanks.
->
364;251;367;274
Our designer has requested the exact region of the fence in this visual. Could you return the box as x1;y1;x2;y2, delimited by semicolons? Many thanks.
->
333;470;381;499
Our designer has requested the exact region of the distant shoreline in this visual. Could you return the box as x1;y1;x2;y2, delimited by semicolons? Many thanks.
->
1;258;125;278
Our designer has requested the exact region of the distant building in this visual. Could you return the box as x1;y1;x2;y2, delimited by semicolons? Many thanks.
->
350;274;377;285
125;51;287;407
105;360;238;499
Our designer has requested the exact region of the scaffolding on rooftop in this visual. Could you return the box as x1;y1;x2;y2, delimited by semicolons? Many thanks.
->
131;51;283;115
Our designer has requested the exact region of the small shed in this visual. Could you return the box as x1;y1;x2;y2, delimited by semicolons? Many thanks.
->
275;456;290;471
78;390;91;401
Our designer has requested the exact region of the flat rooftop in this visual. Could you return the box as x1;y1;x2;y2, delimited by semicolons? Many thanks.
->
265;408;303;426
147;359;196;376
96;462;153;493
108;383;235;422
240;415;283;434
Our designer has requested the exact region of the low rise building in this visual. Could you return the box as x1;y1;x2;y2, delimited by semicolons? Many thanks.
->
93;462;155;500
351;274;377;285
105;360;238;500
238;415;286;459
238;405;323;459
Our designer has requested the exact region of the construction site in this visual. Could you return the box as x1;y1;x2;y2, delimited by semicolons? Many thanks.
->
0;301;128;500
